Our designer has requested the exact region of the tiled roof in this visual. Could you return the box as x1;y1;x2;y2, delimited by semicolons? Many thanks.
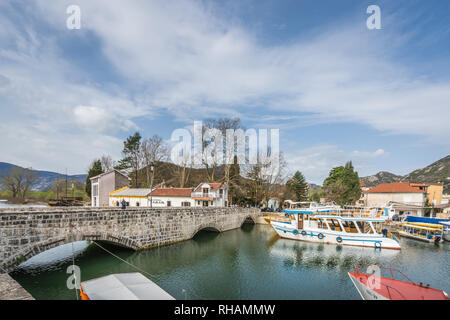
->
150;188;193;197
194;182;226;192
90;169;130;180
364;182;425;193
111;187;152;197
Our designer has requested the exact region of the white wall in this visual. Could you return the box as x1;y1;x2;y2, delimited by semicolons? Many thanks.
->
109;197;150;207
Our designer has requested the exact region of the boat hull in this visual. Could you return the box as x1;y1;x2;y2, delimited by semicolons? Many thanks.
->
348;273;388;300
270;221;401;250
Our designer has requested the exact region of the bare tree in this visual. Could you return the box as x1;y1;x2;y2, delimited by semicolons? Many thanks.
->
173;150;192;188
203;117;242;183
21;168;39;198
141;135;169;187
100;155;115;172
0;167;39;199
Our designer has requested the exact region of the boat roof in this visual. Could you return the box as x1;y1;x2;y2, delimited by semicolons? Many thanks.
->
80;273;175;300
402;223;443;231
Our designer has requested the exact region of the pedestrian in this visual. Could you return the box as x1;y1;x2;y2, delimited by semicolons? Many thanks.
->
121;199;126;210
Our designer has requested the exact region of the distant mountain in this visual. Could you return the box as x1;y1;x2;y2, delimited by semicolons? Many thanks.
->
0;162;87;191
361;155;450;193
309;183;321;190
360;171;403;187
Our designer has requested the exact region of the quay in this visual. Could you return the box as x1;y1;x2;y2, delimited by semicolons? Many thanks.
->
0;274;34;300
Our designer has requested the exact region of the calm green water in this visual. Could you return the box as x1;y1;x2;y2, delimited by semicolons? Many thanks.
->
11;224;450;300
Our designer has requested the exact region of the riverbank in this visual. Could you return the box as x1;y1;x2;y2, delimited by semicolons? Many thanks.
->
0;274;34;300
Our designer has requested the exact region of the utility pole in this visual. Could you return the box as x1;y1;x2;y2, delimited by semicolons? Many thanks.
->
65;168;68;198
150;163;155;208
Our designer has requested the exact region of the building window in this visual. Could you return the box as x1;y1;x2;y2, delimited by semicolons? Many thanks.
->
126;202;130;206
198;201;201;205
136;202;140;207
93;184;99;197
167;201;171;207
182;202;191;207
210;201;213;205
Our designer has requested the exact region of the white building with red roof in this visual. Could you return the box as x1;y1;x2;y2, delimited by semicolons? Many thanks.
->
108;182;229;208
191;182;229;207
362;182;427;216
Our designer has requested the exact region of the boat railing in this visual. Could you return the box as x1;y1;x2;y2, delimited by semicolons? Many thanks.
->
354;263;416;285
265;213;291;223
385;284;408;300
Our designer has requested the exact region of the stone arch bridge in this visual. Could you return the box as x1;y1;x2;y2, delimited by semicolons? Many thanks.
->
0;207;260;273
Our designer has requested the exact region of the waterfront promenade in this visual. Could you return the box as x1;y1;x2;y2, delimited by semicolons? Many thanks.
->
0;207;260;273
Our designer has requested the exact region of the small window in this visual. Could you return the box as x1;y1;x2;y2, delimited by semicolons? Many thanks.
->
136;202;140;207
126;202;130;206
167;201;171;207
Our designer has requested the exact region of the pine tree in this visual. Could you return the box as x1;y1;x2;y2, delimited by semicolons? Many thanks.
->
115;132;142;187
85;160;103;197
287;171;308;201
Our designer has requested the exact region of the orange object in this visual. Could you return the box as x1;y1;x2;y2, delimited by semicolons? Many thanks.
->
80;286;90;300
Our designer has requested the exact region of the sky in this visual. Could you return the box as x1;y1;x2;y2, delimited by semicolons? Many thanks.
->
0;0;449;184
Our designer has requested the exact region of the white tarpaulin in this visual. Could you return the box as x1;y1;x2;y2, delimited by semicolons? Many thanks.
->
81;273;175;300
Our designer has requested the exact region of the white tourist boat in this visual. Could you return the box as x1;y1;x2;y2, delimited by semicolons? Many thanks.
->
267;202;401;250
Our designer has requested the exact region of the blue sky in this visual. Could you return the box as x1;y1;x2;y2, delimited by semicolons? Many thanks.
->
0;0;449;184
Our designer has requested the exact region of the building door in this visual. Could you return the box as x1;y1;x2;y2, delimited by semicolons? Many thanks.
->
298;214;303;229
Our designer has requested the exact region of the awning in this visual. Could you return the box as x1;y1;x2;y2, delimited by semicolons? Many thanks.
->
80;273;175;300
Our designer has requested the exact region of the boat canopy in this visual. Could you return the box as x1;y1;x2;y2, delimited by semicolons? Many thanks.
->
402;223;443;231
80;273;175;300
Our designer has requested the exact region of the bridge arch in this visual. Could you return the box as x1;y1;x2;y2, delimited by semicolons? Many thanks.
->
190;223;221;238
4;232;139;273
241;215;256;226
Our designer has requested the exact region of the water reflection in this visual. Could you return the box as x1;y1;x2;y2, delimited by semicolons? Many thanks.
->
10;224;450;300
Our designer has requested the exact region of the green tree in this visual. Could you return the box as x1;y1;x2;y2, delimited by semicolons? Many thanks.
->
287;171;309;202
323;161;361;206
85;160;103;197
115;132;142;187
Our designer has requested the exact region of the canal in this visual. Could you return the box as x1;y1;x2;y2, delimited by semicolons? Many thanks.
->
10;224;450;300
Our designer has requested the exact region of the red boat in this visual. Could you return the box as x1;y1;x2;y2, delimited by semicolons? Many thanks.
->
348;264;449;300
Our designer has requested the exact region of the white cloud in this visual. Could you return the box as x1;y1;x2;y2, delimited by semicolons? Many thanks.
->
0;0;449;173
285;146;388;184
30;0;447;143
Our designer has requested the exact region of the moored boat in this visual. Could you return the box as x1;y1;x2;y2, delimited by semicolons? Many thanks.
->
398;222;443;243
267;203;401;250
348;263;449;300
80;272;175;300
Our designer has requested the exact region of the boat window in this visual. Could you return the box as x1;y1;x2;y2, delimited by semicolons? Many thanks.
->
344;221;360;233
358;221;374;234
328;219;342;231
317;218;329;230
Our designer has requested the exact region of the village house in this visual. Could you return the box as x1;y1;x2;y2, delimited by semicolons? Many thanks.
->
107;182;229;208
191;182;229;207
361;182;428;216
90;170;131;207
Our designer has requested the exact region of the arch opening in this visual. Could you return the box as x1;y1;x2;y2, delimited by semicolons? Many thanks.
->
3;234;139;273
242;216;256;225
